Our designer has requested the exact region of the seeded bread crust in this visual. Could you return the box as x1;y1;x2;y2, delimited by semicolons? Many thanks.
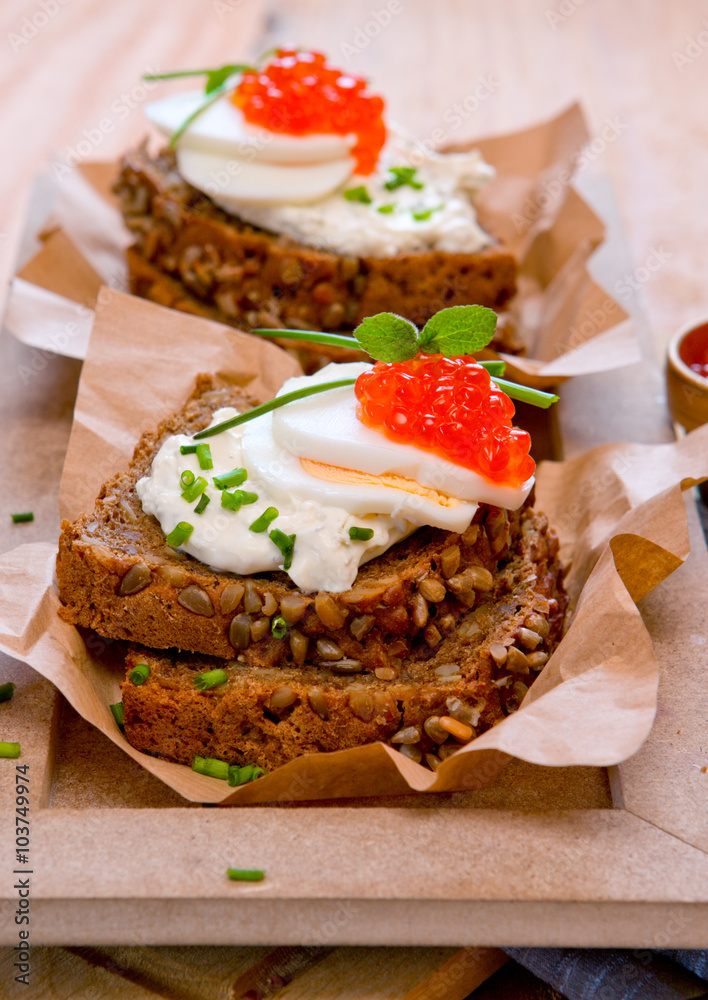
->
121;504;565;771
115;144;520;351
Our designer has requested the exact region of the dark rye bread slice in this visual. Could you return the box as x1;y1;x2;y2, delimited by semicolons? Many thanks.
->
122;506;565;771
57;375;565;678
115;144;520;352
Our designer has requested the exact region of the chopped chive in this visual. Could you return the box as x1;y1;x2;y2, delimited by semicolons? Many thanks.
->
165;521;194;547
249;507;279;532
269;529;295;570
11;513;33;523
129;664;150;685
181;476;208;503
180;469;195;489
412;205;443;221
480;360;506;376
271;616;287;639
192;755;230;780
0;742;21;758
213;468;248;489
0;682;15;702
194;494;211;515
343;185;372;204
196;443;213;470
195;379;357;439
221;489;259;512
377;203;396;213
349;526;374;541
110;703;124;729
194;668;228;691
384;166;424;191
227;868;265;881
228;763;268;786
180;444;198;454
491;377;559;409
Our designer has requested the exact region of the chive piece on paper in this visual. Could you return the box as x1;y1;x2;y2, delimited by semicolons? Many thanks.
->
109;703;124;730
196;443;213;470
129;664;150;686
194;668;228;691
349;526;374;541
11;513;33;523
0;682;16;703
0;742;21;758
226;868;265;882
249;507;279;533
213;468;248;490
192;755;230;780
269;529;295;570
165;521;194;547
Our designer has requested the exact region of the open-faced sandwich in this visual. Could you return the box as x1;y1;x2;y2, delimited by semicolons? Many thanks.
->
114;48;521;361
56;307;565;775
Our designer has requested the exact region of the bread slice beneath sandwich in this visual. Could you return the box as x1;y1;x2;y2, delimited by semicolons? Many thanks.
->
57;374;566;770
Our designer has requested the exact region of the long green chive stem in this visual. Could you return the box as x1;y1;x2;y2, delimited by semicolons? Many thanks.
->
0;742;21;758
349;526;374;541
0;682;15;702
165;521;194;547
221;489;258;512
169;83;229;147
11;513;33;523
481;361;506;376
269;529;295;570
181;476;208;503
491;377;559;409
129;664;150;686
196;443;213;470
194;379;357;439
180;469;195;489
144;69;227;81
180;444;198;455
271;616;287;639
227;868;265;881
194;494;211;515
213;468;248;489
252;328;361;350
194;668;228;691
192;755;230;780
110;703;124;729
249;507;279;533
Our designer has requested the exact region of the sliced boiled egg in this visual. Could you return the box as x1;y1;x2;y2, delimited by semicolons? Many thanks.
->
270;363;535;512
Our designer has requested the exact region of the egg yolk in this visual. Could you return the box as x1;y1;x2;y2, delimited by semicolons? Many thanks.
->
231;48;386;174
355;354;536;488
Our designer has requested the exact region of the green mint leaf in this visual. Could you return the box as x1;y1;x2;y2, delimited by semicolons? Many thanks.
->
354;313;419;363
384;166;424;191
343;185;372;204
417;305;497;356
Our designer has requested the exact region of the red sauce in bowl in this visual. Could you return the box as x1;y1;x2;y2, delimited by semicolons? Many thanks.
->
678;323;708;379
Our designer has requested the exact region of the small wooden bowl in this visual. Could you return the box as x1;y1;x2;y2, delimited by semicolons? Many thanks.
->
666;319;708;432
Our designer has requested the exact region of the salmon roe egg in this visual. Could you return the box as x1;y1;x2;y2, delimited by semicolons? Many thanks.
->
231;49;386;174
355;354;535;487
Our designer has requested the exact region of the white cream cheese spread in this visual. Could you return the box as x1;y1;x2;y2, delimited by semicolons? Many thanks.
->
136;364;533;593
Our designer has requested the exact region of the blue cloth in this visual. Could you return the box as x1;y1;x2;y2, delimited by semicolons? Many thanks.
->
505;948;708;999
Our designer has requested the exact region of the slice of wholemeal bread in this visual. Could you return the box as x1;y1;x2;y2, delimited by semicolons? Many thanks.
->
115;145;520;352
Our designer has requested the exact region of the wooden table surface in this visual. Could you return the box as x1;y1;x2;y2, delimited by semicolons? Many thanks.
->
2;1;707;996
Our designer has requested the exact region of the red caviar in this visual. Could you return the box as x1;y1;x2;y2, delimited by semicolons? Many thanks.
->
231;49;386;174
355;355;535;487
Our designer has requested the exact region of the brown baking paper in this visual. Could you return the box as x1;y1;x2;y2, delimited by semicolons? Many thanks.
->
6;104;638;384
0;291;705;804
